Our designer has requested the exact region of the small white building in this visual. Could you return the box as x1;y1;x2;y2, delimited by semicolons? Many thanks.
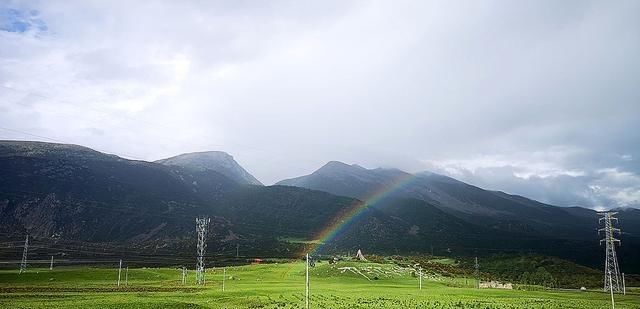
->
479;281;513;290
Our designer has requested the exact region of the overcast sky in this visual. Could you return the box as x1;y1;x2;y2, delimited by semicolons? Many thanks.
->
1;1;639;209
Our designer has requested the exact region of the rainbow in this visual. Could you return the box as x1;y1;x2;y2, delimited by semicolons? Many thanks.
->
306;172;421;256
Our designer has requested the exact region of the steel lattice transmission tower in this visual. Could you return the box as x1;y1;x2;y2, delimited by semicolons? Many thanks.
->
599;212;622;293
195;217;211;285
19;235;29;274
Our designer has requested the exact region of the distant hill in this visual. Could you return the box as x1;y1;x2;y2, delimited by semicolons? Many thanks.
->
1;141;639;273
0;141;420;257
276;161;631;239
156;151;262;185
276;160;640;270
0;140;237;243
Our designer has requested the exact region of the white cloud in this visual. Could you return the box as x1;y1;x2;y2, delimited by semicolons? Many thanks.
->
425;147;587;179
426;157;640;209
0;1;639;208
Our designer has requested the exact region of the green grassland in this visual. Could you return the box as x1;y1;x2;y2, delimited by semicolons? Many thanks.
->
0;261;638;308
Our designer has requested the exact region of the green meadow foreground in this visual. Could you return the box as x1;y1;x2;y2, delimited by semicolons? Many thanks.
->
0;261;638;309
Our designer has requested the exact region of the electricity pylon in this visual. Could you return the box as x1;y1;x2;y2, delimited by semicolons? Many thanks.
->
196;217;210;285
599;212;622;293
19;235;29;274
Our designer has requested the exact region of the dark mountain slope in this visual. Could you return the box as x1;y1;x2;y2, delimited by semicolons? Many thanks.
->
0;141;427;257
0;141;239;242
413;173;602;240
276;161;640;271
277;162;631;240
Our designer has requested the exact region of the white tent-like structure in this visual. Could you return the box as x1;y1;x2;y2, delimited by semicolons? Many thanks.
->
355;249;367;261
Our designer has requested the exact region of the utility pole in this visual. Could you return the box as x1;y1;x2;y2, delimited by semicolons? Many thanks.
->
474;257;480;289
125;267;129;286
622;273;626;295
117;259;123;287
599;212;622;294
19;235;29;274
49;256;54;270
222;267;226;292
196;217;210;285
305;254;310;309
182;267;187;285
419;267;422;290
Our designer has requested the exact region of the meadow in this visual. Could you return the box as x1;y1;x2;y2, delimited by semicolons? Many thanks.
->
0;260;638;308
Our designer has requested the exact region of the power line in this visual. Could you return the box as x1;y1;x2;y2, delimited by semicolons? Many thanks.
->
0;239;243;261
0;84;187;133
0;187;623;262
0;84;279;162
0;189;198;224
0;126;145;160
0;188;335;237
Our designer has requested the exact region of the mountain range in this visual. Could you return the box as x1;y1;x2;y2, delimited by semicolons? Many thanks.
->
277;161;639;240
1;140;638;272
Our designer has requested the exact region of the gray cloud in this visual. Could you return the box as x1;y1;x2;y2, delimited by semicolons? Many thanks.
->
0;0;638;209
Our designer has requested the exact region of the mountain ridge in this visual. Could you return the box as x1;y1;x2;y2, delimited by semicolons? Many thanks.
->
1;141;639;272
276;160;640;240
156;151;263;186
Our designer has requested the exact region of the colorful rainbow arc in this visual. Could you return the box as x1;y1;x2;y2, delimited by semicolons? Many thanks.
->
305;172;422;256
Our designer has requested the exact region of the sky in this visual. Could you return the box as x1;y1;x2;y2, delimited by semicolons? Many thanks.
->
0;1;639;209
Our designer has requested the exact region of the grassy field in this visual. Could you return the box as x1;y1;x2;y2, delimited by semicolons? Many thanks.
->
0;261;638;308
